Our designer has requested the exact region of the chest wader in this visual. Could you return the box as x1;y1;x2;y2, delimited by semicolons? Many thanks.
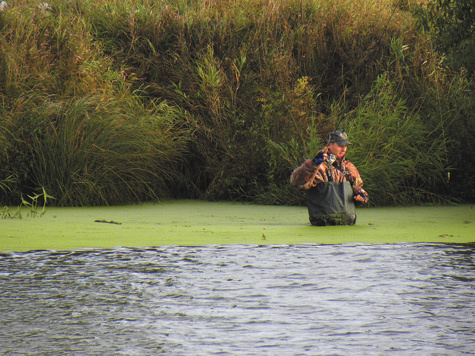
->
306;181;356;226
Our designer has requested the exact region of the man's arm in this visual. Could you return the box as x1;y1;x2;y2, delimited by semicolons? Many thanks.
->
290;159;319;189
290;152;328;190
347;161;369;203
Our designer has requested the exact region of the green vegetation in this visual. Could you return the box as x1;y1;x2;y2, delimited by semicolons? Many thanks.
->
1;201;474;252
414;0;475;75
0;0;473;207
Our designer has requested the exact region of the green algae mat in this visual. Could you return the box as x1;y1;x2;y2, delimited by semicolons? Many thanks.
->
1;200;474;252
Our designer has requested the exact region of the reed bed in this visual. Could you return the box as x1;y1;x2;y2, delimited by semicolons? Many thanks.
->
0;0;473;206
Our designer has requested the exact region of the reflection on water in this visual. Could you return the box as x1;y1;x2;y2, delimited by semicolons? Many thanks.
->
0;243;473;355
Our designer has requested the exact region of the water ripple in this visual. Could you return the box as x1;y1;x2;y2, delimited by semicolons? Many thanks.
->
0;243;473;355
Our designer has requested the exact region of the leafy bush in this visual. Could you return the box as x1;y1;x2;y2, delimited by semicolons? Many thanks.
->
345;74;451;205
0;0;473;205
413;0;475;75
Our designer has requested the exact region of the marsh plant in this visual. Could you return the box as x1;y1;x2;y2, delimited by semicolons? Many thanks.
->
0;0;473;206
26;94;189;206
1;187;53;218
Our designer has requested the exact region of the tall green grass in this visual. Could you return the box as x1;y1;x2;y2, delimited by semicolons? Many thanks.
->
0;0;189;206
28;95;188;206
0;0;473;206
2;91;189;206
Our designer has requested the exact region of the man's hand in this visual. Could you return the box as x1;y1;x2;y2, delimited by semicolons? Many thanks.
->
354;194;366;203
313;151;329;166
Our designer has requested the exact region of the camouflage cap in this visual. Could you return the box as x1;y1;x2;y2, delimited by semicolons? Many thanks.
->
326;130;351;145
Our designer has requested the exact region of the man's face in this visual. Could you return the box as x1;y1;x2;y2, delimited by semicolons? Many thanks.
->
328;142;347;160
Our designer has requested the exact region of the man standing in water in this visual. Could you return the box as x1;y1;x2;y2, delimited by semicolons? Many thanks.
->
290;130;369;226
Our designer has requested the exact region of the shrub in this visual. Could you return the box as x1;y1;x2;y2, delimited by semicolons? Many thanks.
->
0;0;473;205
413;0;475;76
345;73;452;205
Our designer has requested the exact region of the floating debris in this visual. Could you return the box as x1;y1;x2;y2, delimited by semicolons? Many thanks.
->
94;219;122;225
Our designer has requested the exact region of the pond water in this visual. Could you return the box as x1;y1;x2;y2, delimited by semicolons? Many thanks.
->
1;243;473;355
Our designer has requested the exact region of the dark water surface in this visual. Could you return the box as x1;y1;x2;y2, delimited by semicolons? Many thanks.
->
1;243;473;355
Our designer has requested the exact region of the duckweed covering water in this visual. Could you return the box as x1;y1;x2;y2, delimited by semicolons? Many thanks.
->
1;201;474;252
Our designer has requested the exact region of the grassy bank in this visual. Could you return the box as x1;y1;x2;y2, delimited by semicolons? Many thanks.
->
1;201;474;252
0;0;474;207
